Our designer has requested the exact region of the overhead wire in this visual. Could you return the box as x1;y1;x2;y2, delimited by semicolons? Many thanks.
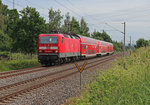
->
105;23;123;34
54;0;82;18
55;0;102;31
24;0;49;18
5;0;25;8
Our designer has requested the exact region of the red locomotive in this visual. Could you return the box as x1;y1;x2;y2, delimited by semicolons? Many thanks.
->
38;33;114;66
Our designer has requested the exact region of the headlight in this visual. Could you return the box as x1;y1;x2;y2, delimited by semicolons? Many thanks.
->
55;50;58;53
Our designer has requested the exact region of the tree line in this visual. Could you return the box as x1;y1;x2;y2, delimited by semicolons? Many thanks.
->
0;1;123;55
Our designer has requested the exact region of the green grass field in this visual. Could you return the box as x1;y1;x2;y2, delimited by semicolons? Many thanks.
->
67;46;150;105
0;53;41;72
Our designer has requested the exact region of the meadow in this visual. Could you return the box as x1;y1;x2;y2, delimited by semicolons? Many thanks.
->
67;46;150;105
0;52;41;72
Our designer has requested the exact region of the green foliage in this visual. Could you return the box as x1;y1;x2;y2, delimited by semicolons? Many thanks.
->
136;38;149;48
0;1;7;31
80;17;89;36
49;8;63;33
0;59;40;72
11;53;37;60
13;6;47;53
70;16;81;34
70;46;150;105
113;41;123;52
92;31;112;42
0;1;12;51
0;30;12;51
6;9;19;47
61;12;71;33
0;51;9;59
61;14;90;36
0;52;39;72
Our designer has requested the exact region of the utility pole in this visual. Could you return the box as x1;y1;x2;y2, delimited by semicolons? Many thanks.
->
130;36;131;55
13;0;15;9
122;22;126;57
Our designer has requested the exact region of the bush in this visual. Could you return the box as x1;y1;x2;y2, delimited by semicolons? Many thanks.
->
136;38;149;48
11;53;37;60
0;59;41;72
0;51;9;60
69;46;150;105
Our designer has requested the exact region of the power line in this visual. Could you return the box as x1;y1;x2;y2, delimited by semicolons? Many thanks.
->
54;0;102;32
5;0;25;8
105;23;123;33
66;0;74;6
84;6;150;21
25;0;46;10
24;0;49;18
54;0;82;18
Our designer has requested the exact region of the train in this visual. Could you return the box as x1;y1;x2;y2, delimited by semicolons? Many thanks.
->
37;33;114;66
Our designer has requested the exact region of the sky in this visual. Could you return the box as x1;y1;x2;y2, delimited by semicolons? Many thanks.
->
2;0;150;44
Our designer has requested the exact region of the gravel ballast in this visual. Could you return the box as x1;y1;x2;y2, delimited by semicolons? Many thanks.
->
0;56;116;105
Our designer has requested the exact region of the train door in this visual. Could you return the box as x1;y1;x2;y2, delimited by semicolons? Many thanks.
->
86;44;88;54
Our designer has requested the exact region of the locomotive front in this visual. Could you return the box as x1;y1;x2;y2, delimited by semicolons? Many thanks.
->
38;34;62;65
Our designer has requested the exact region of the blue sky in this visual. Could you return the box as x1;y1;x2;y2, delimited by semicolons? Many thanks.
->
2;0;150;44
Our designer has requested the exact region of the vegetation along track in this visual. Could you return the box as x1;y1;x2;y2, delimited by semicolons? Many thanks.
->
0;54;118;103
0;54;120;79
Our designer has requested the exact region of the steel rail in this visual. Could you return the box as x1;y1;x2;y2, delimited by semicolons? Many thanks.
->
0;54;118;79
0;56;116;103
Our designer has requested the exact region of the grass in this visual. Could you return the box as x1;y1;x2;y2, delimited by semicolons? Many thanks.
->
66;46;150;105
0;53;41;72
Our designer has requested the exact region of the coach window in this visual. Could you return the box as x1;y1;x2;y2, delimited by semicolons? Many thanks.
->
84;44;86;49
62;37;63;43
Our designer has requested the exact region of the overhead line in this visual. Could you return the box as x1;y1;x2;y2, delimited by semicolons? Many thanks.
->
54;0;82;18
105;23;123;34
25;0;46;10
5;0;25;8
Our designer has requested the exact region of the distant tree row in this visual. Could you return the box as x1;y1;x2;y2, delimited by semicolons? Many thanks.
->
136;38;149;48
0;1;123;54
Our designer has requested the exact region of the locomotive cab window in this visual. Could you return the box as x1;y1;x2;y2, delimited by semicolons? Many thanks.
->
40;36;58;44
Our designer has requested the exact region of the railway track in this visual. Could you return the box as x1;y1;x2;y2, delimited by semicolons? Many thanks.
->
0;54;118;103
0;54;119;79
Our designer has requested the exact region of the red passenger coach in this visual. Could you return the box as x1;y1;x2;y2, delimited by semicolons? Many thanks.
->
78;35;98;57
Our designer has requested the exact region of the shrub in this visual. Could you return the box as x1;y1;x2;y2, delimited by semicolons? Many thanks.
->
0;59;41;72
0;51;9;60
69;46;150;105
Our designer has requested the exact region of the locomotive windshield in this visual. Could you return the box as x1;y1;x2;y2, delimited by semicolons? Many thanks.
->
40;36;58;44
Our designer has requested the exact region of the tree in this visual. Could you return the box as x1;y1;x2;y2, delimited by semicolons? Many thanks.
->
92;31;104;40
92;31;112;42
6;9;19;51
48;8;63;33
80;17;89;36
136;38;149;48
0;1;11;51
112;41;123;52
100;31;112;42
70;16;80;34
14;6;47;55
60;12;71;33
